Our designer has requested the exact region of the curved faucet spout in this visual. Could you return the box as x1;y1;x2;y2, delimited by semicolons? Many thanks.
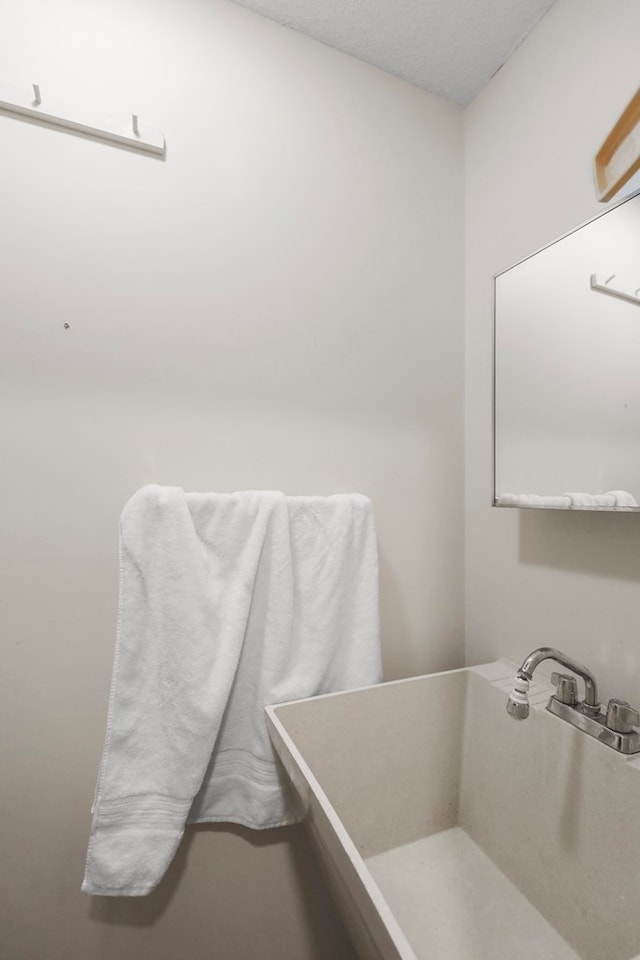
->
506;647;601;721
517;647;600;712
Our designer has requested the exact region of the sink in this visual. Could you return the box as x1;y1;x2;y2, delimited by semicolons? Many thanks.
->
265;661;640;960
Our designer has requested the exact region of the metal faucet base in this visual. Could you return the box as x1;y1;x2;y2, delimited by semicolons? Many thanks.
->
547;698;640;755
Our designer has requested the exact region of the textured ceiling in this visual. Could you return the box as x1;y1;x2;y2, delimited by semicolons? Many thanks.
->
229;0;558;105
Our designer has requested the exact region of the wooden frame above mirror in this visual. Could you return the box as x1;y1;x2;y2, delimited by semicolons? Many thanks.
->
594;87;640;203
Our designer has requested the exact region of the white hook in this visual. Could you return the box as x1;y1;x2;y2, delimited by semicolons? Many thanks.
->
132;113;139;137
32;83;41;106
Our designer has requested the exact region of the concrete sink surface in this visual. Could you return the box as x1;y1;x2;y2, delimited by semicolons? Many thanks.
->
266;661;640;960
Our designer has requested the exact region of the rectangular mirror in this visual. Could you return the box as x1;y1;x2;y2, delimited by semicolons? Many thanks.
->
493;189;640;511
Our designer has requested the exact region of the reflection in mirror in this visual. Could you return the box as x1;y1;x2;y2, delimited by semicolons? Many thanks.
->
494;189;640;511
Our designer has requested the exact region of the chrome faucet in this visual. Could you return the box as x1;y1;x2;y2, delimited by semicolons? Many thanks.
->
507;647;600;719
506;646;640;755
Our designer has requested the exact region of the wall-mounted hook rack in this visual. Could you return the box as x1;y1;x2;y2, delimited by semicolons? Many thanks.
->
0;81;165;157
590;273;640;306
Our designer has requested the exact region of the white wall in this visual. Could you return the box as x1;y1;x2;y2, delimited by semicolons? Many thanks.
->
0;1;464;957
465;0;640;705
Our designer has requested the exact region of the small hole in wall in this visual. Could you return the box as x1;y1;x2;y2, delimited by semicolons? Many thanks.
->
63;322;70;330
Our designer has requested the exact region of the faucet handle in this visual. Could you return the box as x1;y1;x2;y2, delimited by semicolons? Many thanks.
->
606;699;640;734
551;672;578;705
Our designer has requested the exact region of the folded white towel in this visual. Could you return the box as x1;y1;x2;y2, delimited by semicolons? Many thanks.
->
498;493;572;508
565;492;616;507
82;485;382;897
499;491;638;509
606;490;638;507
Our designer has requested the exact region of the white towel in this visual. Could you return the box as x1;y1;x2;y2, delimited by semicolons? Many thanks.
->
498;493;572;508
82;485;382;897
565;492;617;507
606;490;638;507
498;491;639;509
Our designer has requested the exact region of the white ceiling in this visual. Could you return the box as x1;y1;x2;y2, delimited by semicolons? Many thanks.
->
229;0;558;105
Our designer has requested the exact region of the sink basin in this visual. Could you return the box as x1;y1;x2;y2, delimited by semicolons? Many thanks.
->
266;661;640;960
